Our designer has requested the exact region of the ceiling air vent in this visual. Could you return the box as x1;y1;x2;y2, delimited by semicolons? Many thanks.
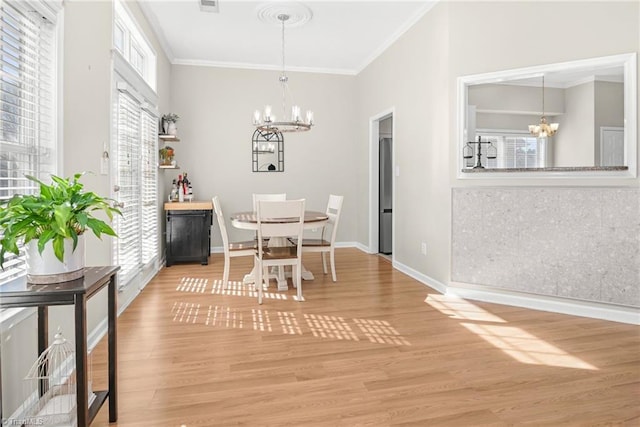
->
200;0;219;13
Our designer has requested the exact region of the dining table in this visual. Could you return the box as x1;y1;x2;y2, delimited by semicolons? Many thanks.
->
230;210;329;291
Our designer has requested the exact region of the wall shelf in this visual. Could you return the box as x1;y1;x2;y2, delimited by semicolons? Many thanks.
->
159;134;181;142
159;164;180;169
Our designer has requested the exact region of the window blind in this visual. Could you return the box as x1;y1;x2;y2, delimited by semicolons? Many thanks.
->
0;1;58;284
113;90;142;286
478;132;545;169
140;108;158;264
113;87;158;288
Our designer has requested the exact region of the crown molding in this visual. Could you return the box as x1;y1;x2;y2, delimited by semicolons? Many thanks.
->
171;58;358;76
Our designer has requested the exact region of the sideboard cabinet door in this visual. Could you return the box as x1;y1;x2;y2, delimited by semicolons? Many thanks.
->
166;210;212;266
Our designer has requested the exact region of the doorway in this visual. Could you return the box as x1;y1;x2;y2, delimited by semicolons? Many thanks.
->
379;117;393;255
368;109;394;258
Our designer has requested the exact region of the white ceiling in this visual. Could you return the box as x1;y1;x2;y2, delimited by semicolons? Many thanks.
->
138;0;436;75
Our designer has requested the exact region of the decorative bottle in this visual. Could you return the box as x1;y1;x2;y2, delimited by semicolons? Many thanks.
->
170;179;178;201
177;175;184;202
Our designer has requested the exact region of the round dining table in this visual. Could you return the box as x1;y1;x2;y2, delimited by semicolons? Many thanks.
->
230;210;328;229
230;210;329;290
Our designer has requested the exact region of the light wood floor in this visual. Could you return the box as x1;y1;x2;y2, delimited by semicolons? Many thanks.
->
91;248;640;426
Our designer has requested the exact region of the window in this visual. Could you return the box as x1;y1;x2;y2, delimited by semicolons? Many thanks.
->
114;0;156;91
112;85;159;287
114;20;126;55
477;131;546;169
112;1;159;288
0;0;60;285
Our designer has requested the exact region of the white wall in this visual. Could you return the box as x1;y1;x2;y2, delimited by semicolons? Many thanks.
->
356;2;452;280
168;65;358;247
356;0;639;294
0;0;172;417
556;82;595;166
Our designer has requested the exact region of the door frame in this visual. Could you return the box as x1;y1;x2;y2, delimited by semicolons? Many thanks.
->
368;107;395;255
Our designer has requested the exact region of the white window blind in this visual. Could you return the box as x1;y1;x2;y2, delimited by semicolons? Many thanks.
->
114;90;142;286
0;0;58;284
478;132;546;169
140;108;158;264
113;87;158;287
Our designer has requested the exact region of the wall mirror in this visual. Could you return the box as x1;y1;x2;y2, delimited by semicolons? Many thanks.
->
457;53;637;178
252;129;284;172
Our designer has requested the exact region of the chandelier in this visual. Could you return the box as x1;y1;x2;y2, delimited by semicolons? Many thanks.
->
253;13;313;133
528;75;559;137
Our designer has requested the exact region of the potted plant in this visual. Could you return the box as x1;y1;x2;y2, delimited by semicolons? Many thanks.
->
159;146;175;166
0;173;121;284
161;113;179;135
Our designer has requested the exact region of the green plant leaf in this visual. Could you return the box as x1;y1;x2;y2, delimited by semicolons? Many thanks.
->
37;229;57;254
53;203;72;237
77;212;88;227
52;235;65;262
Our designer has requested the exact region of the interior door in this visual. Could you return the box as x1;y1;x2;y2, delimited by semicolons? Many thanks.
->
600;127;624;166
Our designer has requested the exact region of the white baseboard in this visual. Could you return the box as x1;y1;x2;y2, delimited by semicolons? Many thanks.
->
353;245;638;325
392;260;448;294
447;284;640;325
352;242;371;253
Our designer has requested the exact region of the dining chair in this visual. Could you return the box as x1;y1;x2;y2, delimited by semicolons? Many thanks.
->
212;196;261;289
292;194;343;282
255;199;305;304
252;193;287;277
252;193;286;211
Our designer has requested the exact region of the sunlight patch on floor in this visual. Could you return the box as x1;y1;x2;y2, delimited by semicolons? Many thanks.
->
460;322;598;370
206;305;244;328
177;277;208;293
353;318;411;346
278;312;303;335
425;294;597;370
171;302;200;323
209;279;289;300
304;314;360;341
169;276;411;345
425;294;505;323
252;308;273;332
168;302;410;345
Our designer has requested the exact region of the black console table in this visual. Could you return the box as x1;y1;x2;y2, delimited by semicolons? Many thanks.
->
0;266;120;426
164;201;213;266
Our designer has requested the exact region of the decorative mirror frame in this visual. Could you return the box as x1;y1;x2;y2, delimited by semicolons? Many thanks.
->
457;53;637;179
252;129;284;172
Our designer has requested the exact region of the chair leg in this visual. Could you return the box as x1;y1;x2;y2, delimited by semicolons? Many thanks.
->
256;260;263;304
223;254;230;289
330;248;337;282
295;264;303;301
321;252;328;274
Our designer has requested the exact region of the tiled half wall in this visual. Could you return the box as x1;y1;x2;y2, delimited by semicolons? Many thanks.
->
452;187;640;308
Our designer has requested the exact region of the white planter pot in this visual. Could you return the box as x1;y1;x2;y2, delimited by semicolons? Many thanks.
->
25;234;85;284
167;122;177;135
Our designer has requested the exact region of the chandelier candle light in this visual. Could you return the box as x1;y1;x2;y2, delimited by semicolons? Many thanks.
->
253;13;313;133
528;75;559;138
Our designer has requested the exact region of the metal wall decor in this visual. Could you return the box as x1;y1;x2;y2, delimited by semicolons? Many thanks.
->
252;129;284;172
463;136;497;169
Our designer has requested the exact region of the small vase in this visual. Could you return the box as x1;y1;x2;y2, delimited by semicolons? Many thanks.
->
167;122;177;136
